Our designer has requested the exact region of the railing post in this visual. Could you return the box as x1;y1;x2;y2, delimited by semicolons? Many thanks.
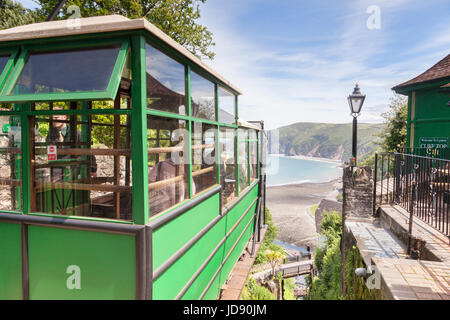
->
373;152;378;216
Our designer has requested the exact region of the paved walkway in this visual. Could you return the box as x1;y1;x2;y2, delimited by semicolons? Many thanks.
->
381;205;450;262
347;204;450;300
374;257;450;300
346;220;408;266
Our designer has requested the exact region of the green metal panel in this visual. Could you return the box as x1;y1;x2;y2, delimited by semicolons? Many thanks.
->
218;217;254;294
0;222;22;299
131;35;150;225
28;225;136;299
202;269;223;300
153;217;227;300
152;193;220;270
182;243;225;300
409;87;450;148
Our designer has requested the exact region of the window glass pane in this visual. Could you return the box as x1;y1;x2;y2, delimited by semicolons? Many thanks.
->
238;129;249;192
0;115;22;211
250;130;257;182
0;56;9;74
0;103;19;111
11;46;120;95
192;122;217;195
218;87;235;124
31;110;132;221
191;71;215;121
146;44;186;115
147;115;189;217
220;127;236;205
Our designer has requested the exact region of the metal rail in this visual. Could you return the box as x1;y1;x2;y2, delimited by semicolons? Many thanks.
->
374;149;450;238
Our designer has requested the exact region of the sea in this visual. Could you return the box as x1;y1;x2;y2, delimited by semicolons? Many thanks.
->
266;154;342;187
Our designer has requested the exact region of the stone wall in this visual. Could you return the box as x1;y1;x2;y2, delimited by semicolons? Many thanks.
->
341;165;375;297
342;165;374;221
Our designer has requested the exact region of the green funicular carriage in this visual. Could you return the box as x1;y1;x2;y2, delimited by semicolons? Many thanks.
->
0;15;266;300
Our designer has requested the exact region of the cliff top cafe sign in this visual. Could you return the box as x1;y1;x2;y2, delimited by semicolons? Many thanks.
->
419;137;449;149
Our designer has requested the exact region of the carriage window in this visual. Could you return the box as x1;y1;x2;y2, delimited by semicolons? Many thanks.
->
0;116;22;211
146;44;186;115
10;46;120;95
220;127;236;206
0;103;18;111
250;130;257;182
218;87;235;124
147;115;189;217
30;108;132;221
191;71;215;121
192;122;217;195
238;129;249;192
0;56;8;74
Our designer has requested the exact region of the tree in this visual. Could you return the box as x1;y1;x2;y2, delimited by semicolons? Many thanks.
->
378;94;408;153
33;0;215;59
0;0;37;30
265;249;285;281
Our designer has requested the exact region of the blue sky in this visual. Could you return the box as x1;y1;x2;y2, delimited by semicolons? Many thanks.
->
19;0;450;129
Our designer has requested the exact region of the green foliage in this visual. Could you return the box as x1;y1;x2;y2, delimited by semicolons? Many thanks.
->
336;192;343;203
310;204;318;216
308;210;343;300
241;277;275;300
254;208;284;265
344;246;380;300
320;211;342;246
378;94;408;153
0;0;37;30
283;278;296;300
33;0;215;59
308;236;342;300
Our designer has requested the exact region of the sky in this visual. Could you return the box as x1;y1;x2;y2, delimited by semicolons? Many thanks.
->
18;0;450;129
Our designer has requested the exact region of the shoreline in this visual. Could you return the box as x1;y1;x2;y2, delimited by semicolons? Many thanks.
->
270;153;343;165
267;177;341;188
266;178;342;250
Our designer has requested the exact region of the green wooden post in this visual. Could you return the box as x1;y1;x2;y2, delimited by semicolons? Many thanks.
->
131;35;149;225
215;84;220;184
247;134;251;186
406;92;412;148
236;128;240;196
186;65;193;199
21;103;31;214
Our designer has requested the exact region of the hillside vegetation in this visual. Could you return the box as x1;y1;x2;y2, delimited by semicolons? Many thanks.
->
270;122;384;161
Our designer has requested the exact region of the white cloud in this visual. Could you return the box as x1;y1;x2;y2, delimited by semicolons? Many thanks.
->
200;1;449;129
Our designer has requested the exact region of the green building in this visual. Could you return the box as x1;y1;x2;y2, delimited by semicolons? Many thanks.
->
0;15;265;300
393;54;450;154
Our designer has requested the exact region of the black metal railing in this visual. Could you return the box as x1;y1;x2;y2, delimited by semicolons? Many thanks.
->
374;151;450;238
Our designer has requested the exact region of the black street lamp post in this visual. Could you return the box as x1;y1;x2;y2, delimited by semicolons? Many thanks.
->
348;83;366;166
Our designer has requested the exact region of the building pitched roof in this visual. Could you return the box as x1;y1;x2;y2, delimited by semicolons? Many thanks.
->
0;15;242;95
392;54;450;91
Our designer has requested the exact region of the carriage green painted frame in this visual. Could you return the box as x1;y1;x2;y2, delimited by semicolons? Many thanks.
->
0;38;130;102
0;26;264;301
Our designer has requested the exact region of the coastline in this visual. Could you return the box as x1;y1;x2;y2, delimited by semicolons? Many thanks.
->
266;178;342;250
272;154;343;165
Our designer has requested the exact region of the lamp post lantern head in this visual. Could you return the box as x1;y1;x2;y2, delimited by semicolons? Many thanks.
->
348;83;366;117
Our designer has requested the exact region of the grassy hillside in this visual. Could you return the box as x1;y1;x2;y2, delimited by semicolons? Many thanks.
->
269;122;384;162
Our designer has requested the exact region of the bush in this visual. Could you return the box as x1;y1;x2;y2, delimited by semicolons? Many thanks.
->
308;210;343;300
242;277;275;300
255;208;285;265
